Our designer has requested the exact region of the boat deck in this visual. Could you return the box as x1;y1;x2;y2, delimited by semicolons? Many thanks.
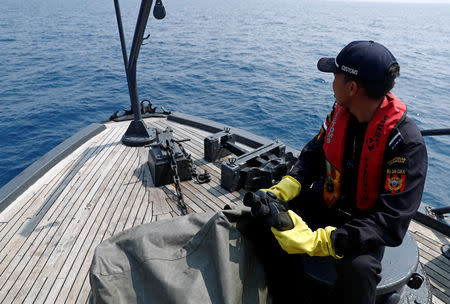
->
0;117;449;303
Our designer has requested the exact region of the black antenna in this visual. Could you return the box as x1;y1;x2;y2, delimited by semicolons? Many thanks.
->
113;0;164;146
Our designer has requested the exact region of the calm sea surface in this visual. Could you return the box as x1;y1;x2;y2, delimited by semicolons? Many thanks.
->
0;0;449;207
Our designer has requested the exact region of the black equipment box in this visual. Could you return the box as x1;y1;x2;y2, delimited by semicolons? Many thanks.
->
148;129;192;187
204;128;236;162
221;141;295;191
204;128;295;192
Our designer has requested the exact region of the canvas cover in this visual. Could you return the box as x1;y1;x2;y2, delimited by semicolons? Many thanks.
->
89;208;270;304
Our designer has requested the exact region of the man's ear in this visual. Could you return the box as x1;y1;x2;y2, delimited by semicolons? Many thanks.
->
348;80;359;97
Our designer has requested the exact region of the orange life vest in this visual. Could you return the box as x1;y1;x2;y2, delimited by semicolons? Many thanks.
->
322;93;406;210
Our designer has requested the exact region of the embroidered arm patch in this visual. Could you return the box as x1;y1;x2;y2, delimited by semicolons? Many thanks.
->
384;156;408;193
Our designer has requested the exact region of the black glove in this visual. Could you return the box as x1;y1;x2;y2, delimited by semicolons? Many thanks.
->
243;190;294;231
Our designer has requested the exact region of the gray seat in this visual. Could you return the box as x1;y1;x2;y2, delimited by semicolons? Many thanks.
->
301;232;422;303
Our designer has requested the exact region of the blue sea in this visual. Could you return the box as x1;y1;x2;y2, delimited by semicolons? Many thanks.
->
0;0;449;207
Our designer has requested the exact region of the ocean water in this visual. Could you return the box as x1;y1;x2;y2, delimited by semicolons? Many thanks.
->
0;0;449;207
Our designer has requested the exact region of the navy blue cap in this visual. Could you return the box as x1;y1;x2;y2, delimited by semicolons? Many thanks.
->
317;41;398;82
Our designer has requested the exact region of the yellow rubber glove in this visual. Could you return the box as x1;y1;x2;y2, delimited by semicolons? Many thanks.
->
271;210;342;259
262;176;301;202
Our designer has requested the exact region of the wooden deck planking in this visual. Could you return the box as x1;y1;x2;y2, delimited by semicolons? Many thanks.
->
414;234;450;275
1;127;118;302
0;127;120;303
112;152;147;235
162;183;208;215
432;296;446;304
0;159;75;267
409;220;450;303
409;220;450;245
0;127;113;247
0;126;101;222
122;147;150;231
46;151;138;303
62;147;141;304
0;117;449;303
1;127;124;303
151;185;175;216
27;134;131;303
40;141;133;303
171;183;223;212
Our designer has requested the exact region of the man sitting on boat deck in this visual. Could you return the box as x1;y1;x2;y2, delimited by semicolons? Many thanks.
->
252;41;428;303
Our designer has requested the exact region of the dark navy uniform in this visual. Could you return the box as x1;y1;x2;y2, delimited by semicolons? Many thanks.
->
287;106;428;303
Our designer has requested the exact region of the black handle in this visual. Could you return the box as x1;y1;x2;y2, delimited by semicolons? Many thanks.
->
421;128;450;136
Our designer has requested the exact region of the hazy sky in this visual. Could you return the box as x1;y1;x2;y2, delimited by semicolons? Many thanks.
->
328;0;450;3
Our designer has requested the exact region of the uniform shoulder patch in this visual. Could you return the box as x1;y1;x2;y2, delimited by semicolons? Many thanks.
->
388;129;404;150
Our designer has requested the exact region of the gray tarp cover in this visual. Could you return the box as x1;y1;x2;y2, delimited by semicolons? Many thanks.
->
89;208;269;303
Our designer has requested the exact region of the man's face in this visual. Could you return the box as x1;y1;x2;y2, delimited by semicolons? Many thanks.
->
332;72;352;107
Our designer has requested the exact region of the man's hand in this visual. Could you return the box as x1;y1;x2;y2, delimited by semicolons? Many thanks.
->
243;190;294;230
271;210;342;259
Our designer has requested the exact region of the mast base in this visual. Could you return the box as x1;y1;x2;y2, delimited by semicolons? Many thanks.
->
121;120;157;146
